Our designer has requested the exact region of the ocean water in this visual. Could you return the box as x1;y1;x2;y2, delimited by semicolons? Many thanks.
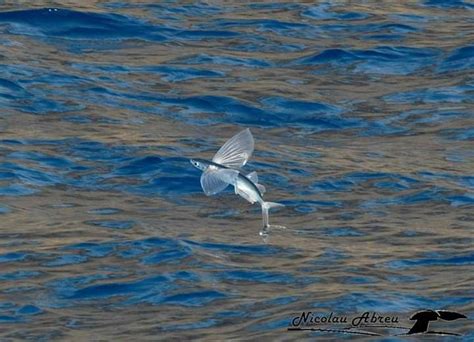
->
0;1;473;340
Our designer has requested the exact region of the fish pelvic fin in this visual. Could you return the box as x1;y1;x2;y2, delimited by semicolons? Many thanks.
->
246;171;266;193
256;184;266;193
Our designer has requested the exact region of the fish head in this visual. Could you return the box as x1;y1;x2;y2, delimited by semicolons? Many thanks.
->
190;158;209;171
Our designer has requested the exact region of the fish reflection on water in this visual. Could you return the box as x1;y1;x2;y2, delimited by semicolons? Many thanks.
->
0;1;473;341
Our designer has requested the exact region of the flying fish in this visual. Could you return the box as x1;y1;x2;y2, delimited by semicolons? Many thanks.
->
191;129;284;231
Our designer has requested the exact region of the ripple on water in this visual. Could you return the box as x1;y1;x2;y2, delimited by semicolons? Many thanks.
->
64;242;115;258
384;85;471;104
141;248;191;265
361;188;449;209
384;252;474;270
183;239;297;257
0;8;244;52
87;208;122;215
438;45;474;72
218;18;308;32
44;254;89;267
0;252;29;263
301;3;371;21
0;162;63;186
258;96;363;130
0;70;86;113
178;53;272;68
0;270;42;281
321;226;365;237
0;138;201;198
292;46;438;75
72;63;225;83
51;267;229;309
160;290;227;307
16;305;42;316
423;0;474;9
85;220;136;230
449;194;474;207
216;270;296;285
318;292;435;312
162;318;218;331
8;151;78;169
312;172;420;194
0;8;167;41
66;275;169;300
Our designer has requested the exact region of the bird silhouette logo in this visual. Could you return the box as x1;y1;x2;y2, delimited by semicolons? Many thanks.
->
407;310;467;335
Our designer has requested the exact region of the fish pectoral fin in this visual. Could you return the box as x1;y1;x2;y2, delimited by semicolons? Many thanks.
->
212;129;254;169
214;169;239;184
200;169;237;196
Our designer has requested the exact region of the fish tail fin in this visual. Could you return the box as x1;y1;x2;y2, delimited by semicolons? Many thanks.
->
263;201;285;210
261;202;285;228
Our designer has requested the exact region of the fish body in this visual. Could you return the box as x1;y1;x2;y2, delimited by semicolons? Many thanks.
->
191;157;263;202
235;172;263;204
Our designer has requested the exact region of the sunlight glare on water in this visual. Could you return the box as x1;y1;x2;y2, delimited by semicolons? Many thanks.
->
0;1;473;340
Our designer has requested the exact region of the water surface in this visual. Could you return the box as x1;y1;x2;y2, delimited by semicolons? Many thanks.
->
0;1;473;340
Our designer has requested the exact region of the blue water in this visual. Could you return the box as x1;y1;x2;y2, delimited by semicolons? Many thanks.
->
0;1;473;340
